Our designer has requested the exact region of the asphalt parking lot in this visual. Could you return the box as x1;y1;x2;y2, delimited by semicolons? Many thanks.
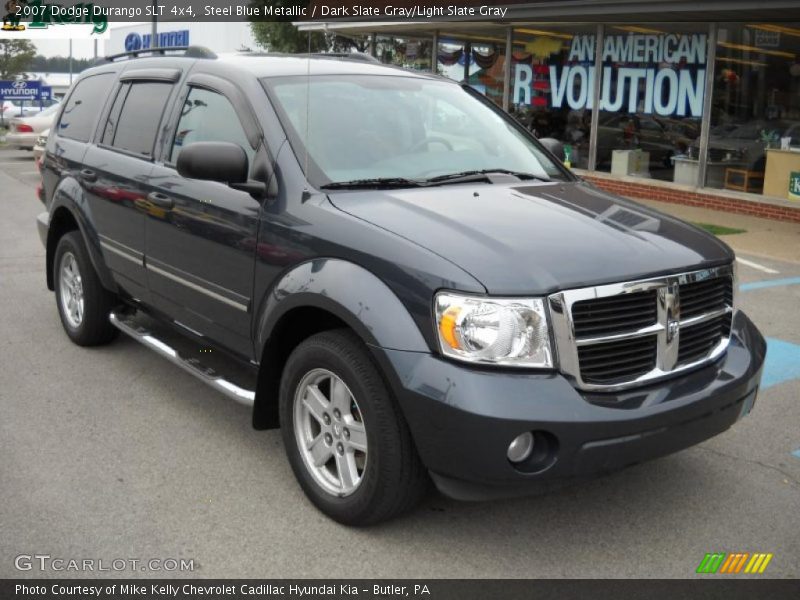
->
1;147;798;579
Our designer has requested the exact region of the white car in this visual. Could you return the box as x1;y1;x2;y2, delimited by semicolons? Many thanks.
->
33;128;49;162
0;100;46;119
5;104;60;150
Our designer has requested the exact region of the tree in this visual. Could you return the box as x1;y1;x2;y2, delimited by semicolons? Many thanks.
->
29;54;94;73
251;20;328;54
0;39;36;79
248;0;367;54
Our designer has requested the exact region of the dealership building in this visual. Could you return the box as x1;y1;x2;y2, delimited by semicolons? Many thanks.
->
105;22;256;57
300;0;800;221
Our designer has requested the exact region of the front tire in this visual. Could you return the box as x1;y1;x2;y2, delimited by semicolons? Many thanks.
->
53;231;118;346
279;329;427;525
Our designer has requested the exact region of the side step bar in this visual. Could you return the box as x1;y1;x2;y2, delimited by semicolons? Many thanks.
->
109;312;256;407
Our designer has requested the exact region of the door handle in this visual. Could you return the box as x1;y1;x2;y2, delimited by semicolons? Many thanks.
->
147;192;174;209
79;169;97;183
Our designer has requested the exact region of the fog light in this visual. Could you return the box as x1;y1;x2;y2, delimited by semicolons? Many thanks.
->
507;432;534;463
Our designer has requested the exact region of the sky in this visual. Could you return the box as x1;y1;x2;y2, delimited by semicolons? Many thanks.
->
32;38;102;60
30;23;152;59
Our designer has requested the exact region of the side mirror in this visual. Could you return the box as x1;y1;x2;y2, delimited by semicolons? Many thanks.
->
177;141;249;184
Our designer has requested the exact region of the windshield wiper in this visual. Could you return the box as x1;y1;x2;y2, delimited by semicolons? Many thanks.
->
424;169;551;185
320;170;551;190
320;177;425;190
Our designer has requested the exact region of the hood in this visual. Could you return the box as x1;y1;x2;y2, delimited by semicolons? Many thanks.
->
328;180;733;295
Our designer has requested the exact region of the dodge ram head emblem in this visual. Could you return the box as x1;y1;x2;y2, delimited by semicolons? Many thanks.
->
667;318;680;343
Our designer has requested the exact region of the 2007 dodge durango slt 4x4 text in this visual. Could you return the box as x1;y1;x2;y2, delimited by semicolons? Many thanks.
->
36;48;766;525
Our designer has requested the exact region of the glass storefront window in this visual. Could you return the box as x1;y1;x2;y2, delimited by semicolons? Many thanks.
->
510;25;596;168
378;37;433;71
436;30;509;108
595;24;708;183
705;23;800;197
369;21;800;201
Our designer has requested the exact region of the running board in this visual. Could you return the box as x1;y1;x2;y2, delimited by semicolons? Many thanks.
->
109;312;256;407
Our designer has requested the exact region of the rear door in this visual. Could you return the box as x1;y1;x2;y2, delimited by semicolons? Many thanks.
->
82;72;179;302
42;71;116;209
145;75;263;358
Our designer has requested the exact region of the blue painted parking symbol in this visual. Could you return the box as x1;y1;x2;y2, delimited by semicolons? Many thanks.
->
740;276;800;292
761;338;800;390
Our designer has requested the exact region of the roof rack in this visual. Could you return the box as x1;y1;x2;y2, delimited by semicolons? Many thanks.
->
306;52;380;64
106;45;218;62
240;51;380;64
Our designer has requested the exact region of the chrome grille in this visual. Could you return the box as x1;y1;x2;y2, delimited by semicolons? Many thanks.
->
680;277;733;319
548;265;734;391
677;313;732;366
578;336;657;385
572;289;657;337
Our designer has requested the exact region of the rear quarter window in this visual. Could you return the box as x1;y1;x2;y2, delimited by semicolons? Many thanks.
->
56;73;115;142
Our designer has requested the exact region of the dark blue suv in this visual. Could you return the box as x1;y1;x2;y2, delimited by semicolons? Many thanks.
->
36;47;765;525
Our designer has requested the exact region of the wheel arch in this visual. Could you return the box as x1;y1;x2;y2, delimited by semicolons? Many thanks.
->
45;181;117;294
252;259;430;430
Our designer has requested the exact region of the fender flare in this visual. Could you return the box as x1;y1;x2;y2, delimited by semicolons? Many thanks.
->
46;177;117;293
254;258;430;356
251;259;432;429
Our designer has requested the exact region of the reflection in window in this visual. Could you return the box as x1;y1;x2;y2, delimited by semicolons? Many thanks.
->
706;23;800;197
170;87;254;167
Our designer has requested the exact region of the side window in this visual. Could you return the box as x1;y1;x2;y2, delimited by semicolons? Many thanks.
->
101;82;130;146
170;87;254;166
106;81;173;157
56;73;114;142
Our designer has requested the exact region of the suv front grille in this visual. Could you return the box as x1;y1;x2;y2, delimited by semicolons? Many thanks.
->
548;266;734;391
680;277;733;319
578;335;657;385
572;289;657;337
677;313;732;366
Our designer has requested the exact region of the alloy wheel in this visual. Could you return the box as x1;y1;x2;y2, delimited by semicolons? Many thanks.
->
59;251;84;329
293;368;368;497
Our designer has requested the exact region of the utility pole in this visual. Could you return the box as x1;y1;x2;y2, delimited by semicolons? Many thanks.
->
151;0;158;48
69;39;73;84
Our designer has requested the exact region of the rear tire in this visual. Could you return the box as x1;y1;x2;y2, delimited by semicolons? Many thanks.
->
279;329;428;525
53;231;118;346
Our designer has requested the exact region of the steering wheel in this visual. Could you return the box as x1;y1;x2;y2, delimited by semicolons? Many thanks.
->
408;136;454;152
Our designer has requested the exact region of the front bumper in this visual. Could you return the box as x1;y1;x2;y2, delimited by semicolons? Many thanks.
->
383;310;765;500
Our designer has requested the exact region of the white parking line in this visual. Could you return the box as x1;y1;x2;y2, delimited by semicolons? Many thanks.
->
737;257;780;274
19;170;40;176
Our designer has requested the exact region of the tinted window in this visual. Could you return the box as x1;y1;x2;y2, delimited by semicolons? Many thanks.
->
110;82;173;157
56;73;114;142
101;82;130;146
170;87;253;165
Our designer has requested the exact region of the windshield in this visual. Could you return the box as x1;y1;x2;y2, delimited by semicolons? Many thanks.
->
263;74;571;188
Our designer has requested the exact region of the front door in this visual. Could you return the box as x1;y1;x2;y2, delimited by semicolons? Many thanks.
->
145;83;262;359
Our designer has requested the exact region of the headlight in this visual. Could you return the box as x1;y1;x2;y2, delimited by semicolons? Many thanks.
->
434;292;553;368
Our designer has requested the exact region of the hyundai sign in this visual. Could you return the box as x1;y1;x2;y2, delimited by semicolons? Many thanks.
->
125;30;190;52
0;80;42;100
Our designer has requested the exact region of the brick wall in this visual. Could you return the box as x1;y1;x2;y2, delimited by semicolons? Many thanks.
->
582;174;800;224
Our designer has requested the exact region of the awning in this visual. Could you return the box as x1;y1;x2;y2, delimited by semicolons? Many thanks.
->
297;0;800;37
